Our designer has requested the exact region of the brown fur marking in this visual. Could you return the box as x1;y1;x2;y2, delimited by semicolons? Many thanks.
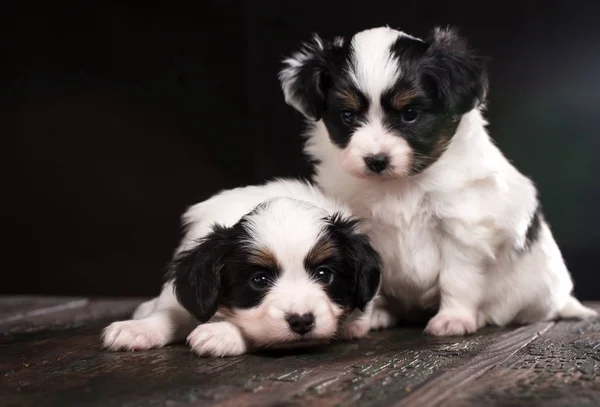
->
305;236;337;266
431;120;458;159
248;247;280;270
333;89;362;111
392;89;419;110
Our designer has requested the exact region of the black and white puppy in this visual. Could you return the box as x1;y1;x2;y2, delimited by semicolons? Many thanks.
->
279;26;597;336
102;179;381;356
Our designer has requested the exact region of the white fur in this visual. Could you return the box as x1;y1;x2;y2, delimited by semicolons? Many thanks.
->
291;27;596;335
103;179;372;355
103;281;197;351
308;110;596;335
187;321;247;357
348;27;402;99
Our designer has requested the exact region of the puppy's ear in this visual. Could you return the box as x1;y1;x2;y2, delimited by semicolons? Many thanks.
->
329;214;382;312
166;225;233;323
423;26;488;116
279;34;335;121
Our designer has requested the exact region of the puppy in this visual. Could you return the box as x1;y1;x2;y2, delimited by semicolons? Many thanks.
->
279;26;597;336
102;179;381;356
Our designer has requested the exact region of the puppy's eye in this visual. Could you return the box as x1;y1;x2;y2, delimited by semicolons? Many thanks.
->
340;110;357;125
249;272;271;291
401;108;419;123
315;266;334;285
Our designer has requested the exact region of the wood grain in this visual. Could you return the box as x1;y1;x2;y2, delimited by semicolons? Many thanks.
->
0;296;86;323
0;297;598;407
0;297;143;335
446;303;600;407
394;322;555;407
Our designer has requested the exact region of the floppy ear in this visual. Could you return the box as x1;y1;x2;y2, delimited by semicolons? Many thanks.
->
328;214;382;312
166;225;233;323
279;34;334;121
423;26;488;116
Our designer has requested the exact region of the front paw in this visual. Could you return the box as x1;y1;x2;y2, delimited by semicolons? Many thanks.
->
370;307;396;331
424;311;477;336
187;322;247;357
102;320;167;351
339;317;370;340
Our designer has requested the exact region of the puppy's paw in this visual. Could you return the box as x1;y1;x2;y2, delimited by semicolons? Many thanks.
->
187;322;246;357
558;296;598;320
370;307;396;331
576;307;599;319
339;317;370;340
424;311;477;336
102;320;167;351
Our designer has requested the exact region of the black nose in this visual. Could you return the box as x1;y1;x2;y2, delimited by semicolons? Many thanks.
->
364;154;390;173
286;313;314;335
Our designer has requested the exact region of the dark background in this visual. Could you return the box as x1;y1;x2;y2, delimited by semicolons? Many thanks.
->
2;2;599;299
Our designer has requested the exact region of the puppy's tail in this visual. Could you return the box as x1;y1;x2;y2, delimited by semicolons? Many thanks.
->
558;295;597;320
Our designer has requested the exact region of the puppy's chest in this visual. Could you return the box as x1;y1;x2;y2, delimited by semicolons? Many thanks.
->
351;190;442;305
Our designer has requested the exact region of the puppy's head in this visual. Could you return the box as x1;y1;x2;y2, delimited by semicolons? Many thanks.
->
168;197;381;348
280;26;488;178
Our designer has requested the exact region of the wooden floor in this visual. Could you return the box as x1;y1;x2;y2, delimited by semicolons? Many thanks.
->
1;298;599;407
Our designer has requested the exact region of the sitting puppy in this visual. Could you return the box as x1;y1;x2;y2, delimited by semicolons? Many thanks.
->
102;179;381;356
279;26;596;336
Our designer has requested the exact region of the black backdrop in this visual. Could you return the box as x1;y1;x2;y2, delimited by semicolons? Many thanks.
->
3;2;600;299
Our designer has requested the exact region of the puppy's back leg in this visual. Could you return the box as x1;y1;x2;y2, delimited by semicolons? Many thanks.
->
102;281;198;351
558;295;598;320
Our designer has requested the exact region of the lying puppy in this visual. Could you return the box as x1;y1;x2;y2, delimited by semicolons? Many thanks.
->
102;179;381;356
279;26;597;336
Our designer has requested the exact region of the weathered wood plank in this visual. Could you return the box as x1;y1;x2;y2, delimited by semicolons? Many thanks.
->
0;316;516;407
0;298;143;335
393;322;555;407
0;296;86;324
444;303;600;407
0;298;598;407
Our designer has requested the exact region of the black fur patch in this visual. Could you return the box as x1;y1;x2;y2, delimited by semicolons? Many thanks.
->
385;27;487;174
319;40;369;149
304;213;381;312
524;204;543;251
418;27;488;116
380;85;460;174
166;218;281;322
281;35;347;121
165;224;235;323
322;84;370;149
